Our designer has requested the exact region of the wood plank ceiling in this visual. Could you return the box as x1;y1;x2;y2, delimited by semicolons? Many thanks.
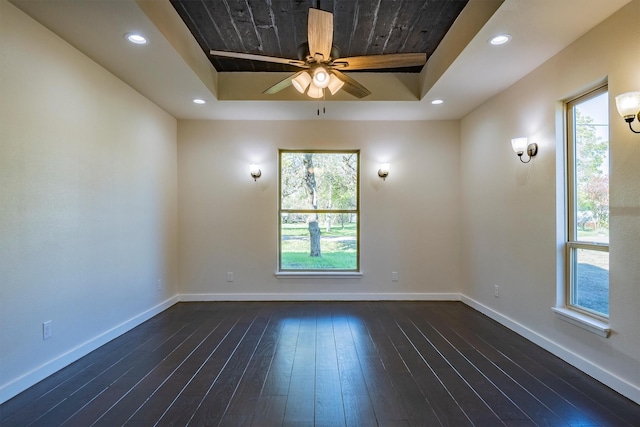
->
171;0;469;73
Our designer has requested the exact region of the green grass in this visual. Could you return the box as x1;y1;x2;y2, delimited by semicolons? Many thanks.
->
280;252;357;270
280;222;357;270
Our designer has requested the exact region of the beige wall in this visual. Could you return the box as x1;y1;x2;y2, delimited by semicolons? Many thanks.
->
177;119;462;299
460;0;640;402
0;0;178;402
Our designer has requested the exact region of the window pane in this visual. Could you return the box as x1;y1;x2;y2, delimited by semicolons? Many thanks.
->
280;152;358;211
280;214;358;270
571;248;609;316
573;92;609;244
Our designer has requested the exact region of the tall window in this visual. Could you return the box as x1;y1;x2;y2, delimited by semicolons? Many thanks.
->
278;150;359;272
566;85;609;319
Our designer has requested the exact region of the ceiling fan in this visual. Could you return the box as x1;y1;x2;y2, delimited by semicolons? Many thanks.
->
209;8;427;100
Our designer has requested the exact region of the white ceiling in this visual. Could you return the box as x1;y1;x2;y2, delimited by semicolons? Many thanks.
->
10;0;630;121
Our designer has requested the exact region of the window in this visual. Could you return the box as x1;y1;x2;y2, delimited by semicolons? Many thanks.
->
278;150;359;272
566;85;609;319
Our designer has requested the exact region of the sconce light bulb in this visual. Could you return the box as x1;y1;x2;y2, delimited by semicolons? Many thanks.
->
615;91;640;133
378;163;390;180
615;91;640;119
511;137;528;155
511;138;538;163
249;164;262;181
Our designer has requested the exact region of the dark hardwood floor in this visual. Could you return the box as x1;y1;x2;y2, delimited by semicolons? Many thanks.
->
2;301;638;426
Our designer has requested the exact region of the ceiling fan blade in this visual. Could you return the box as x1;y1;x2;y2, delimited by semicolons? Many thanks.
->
307;8;333;61
332;53;426;70
331;70;371;99
209;50;307;68
263;71;304;95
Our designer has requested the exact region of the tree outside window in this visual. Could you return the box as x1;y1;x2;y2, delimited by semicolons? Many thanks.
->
279;150;359;271
567;87;609;318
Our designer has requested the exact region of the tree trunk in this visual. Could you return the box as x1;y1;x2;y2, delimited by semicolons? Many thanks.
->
303;153;321;257
308;221;321;256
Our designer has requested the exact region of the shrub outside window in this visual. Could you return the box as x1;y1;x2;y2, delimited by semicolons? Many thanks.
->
566;86;609;319
278;150;359;272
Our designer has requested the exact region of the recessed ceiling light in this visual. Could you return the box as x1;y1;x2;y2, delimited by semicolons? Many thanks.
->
431;99;444;105
489;34;511;46
193;99;206;105
125;33;148;45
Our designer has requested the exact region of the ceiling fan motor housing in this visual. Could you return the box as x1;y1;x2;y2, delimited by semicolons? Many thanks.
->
297;42;341;62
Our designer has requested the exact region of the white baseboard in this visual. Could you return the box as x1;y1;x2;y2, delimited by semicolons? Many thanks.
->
179;292;462;302
0;295;180;405
460;295;640;405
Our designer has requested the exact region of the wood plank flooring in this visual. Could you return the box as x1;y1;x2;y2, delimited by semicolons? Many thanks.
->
2;301;639;426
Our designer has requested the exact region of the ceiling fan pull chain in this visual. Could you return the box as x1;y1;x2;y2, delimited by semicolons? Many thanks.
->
323;89;326;114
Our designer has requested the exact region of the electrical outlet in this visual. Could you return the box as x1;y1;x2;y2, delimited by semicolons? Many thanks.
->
157;279;161;291
227;272;234;282
494;285;500;298
392;272;399;282
43;321;52;340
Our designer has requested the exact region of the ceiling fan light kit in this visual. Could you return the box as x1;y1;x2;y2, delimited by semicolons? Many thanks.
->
327;74;344;95
292;72;312;93
209;7;427;107
307;85;324;99
311;66;330;88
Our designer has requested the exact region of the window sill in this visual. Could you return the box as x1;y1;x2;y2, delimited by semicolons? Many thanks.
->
552;307;611;338
275;271;363;279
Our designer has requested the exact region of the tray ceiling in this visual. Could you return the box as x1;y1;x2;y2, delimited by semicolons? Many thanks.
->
8;0;632;120
170;0;469;73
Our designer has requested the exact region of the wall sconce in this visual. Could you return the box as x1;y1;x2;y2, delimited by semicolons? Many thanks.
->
511;137;538;163
615;91;640;134
378;163;390;180
249;164;262;181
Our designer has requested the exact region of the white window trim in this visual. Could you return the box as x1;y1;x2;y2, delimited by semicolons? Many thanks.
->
277;149;361;274
563;84;610;321
552;307;611;338
275;271;363;279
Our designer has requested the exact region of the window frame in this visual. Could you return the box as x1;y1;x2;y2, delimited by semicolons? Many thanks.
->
277;149;361;274
564;84;610;322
